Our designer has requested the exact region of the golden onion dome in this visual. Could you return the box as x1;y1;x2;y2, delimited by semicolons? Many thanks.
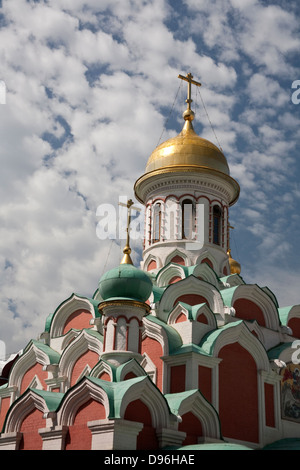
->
227;249;241;275
134;73;240;206
146;118;230;176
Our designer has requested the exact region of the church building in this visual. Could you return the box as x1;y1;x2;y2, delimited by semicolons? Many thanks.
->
0;73;300;451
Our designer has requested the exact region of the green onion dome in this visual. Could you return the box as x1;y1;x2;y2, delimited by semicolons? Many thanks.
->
98;264;153;303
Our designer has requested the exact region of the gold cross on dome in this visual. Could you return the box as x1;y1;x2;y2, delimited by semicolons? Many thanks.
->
178;72;201;110
118;199;141;265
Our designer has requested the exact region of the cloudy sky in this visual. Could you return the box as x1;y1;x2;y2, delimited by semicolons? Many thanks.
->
0;0;299;356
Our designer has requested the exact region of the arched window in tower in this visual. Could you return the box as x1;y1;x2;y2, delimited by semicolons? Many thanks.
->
153;203;162;243
182;199;194;239
213;205;222;245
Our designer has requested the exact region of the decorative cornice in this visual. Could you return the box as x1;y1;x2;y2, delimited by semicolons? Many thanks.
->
135;166;240;206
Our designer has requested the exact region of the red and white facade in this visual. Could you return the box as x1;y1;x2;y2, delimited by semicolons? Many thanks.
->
0;77;300;450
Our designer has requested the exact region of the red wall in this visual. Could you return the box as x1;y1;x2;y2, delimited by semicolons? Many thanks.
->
288;318;300;338
169;276;182;284
124;399;158;450
20;363;48;394
141;336;163;391
264;383;275;427
63;309;93;334
175;312;187;323
198;365;212;403
19;408;44;450
98;371;111;381
178;412;203;446
70;350;99;387
175;294;208;307
233;298;266;327
170;365;186;393
171;256;185;265
65;398;106;450
0;397;11;432
218;342;259;443
197;313;208;324
147;260;157;271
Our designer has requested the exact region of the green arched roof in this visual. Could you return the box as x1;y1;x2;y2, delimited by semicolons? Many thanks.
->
144;315;182;353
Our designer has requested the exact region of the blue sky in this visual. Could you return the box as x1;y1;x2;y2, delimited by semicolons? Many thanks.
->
0;0;299;355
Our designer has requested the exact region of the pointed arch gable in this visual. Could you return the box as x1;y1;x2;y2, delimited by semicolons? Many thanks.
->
195;251;218;271
8;341;60;392
165;389;221;440
90;359;116;382
167;302;217;329
57;377;110;426
156;262;186;287
157;276;224;322
165;249;188;267
59;330;103;386
279;305;300;338
48;294;100;338
115;359;147;382
2;388;63;434
222;284;280;330
144;253;162;272
119;376;172;429
142;316;182;356
189;263;220;289
200;321;270;371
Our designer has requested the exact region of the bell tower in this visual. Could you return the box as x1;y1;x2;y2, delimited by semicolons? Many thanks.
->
134;73;240;277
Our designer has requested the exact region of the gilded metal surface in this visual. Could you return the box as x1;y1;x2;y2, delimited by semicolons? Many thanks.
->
98;299;151;312
145;121;230;176
227;249;241;275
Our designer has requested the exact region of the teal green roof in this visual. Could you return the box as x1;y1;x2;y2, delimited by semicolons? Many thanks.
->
145;315;182;353
90;358;146;382
267;342;294;360
30;388;64;411
176;443;253;450
173;301;216;324
99;264;152;302
220;286;239;306
262;438;300;450
278;306;294;325
165;389;216;416
23;340;60;364
155;262;220;286
199;321;244;356
83;375;170;419
170;343;209;357
152;285;166;302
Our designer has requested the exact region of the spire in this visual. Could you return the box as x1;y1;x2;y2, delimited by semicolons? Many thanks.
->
119;199;140;265
227;224;241;275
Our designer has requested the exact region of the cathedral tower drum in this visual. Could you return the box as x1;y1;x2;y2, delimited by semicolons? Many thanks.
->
134;73;240;277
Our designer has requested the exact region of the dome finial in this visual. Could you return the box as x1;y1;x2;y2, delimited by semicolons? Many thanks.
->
178;72;201;122
119;199;140;265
